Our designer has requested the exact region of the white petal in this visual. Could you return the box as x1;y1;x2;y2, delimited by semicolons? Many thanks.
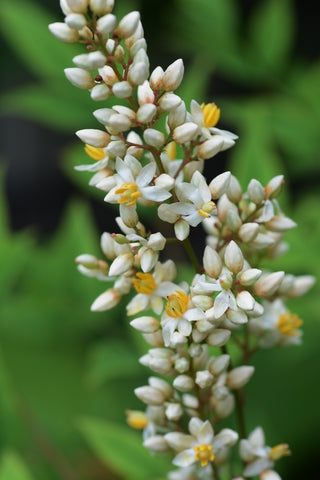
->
136;161;156;186
197;420;214;445
212;428;238;449
172;449;196;467
243;458;273;477
213;291;229;318
249;426;265;447
115;157;134;182
126;294;149;315
178;318;192;337
142;186;171;201
162;318;178;346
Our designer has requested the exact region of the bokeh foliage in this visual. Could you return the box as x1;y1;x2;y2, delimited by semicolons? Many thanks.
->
0;0;319;479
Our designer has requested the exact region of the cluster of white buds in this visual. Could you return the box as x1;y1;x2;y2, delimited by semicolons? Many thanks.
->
50;1;314;478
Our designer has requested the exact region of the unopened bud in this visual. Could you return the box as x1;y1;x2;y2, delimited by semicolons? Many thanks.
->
254;271;284;297
265;175;284;199
136;103;157;123
112;81;133;98
165;403;183;421
48;22;79;42
64;67;95;89
149;66;164;90
247;179;265;204
76;128;109;147
173;122;200;144
238;268;262;286
238;222;259;242
109;252;133;276
65;0;88;13
162;59;184;91
227;365;254;389
130;316;159;333
96;13;116;35
207;329;231;347
134;386;165;406
143;435;169;452
236;290;255;311
158;93;182;112
65;13;87;30
197;136;224;160
137;80;155;105
173;375;194;392
89;0;114;16
117;11;140;38
143;128;165;149
226;175;242;203
91;288;120;311
128;61;149;85
149;377;173;398
203;246;223;278
174;219;190;241
224;240;244;273
195;370;214;389
108;113;132;133
167;101;187;130
209;171;231;199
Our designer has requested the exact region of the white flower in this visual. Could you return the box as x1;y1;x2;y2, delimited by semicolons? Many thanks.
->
239;427;290;477
104;156;171;223
165;418;238;469
126;260;177;316
249;299;303;347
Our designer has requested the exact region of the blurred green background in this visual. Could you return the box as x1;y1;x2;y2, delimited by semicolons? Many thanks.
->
0;0;319;479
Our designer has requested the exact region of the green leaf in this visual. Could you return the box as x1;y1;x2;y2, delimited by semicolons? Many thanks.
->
248;0;294;73
79;417;170;480
1;0;81;80
0;81;95;132
0;451;34;480
85;339;142;388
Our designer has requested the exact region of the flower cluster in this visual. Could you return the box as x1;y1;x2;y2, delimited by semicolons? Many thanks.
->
50;1;314;479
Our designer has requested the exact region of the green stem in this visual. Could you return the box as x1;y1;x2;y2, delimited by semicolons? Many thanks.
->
182;237;201;273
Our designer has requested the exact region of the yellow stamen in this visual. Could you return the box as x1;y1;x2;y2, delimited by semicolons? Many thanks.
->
269;443;291;461
132;272;156;294
277;311;302;337
84;144;105;161
126;410;149;430
165;141;177;160
115;182;141;207
193;444;215;467
201;102;221;128
165;290;189;318
198;201;216;218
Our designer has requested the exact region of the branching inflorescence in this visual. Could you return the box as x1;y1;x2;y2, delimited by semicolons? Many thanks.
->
49;1;314;479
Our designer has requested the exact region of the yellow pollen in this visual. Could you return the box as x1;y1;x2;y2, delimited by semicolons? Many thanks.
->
198;201;216;218
115;182;141;207
132;272;156;294
193;444;215;467
126;410;149;430
269;443;291;461
165;290;189;318
201;102;221;128
277;311;302;337
84;144;105;161
165;141;177;160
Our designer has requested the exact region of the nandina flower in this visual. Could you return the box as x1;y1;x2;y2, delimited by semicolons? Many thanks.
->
249;299;303;347
165;418;238;469
239;427;290;477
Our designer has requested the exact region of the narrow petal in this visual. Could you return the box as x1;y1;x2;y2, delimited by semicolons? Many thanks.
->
136;162;156;186
172;449;196;468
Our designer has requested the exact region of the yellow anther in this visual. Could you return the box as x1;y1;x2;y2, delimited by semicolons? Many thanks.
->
126;410;149;430
269;443;291;461
201;102;221;128
165;290;189;318
165;141;177;160
198;201;216;218
132;272;156;294
277;311;302;337
115;182;141;207
84;144;105;161
193;444;215;467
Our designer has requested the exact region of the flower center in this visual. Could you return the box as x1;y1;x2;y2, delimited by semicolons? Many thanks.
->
198;201;216;218
277;311;302;337
132;272;156;294
84;144;105;160
269;443;291;461
115;182;141;207
193;443;215;467
201;102;220;128
165;290;188;318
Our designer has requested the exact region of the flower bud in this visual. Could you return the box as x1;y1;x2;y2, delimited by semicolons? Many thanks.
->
209;171;231;199
149;376;173;398
128;61;149;85
64;68;95;89
165;403;183;421
174;219;190;241
108;113;132;133
136;103;157;123
65;13;87;30
173;375;194;392
137;80;155;105
76;128;110;147
238;268;262;286
203;246;223;278
284;275;315;298
209;354;230;375
86;51;107;69
91;288;120;311
99;65;118;85
227;365;254;389
224;240;244;273
75;254;99;268
195;370;214;389
130;316;159;333
207;329;231;347
162;59;184;91
226;309;248;325
236;291;255;311
254;271;285;297
96;13;116;35
265;175;284;199
143;435;169;452
112;81;133;98
192;295;213;311
266;215;297;232
158;93;182;112
238;222;259;242
174;357;190;373
117;11;140;38
109;252;133;276
250;233;275;249
247;179;265;204
149;66;164;90
173;122;200;144
65;0;88;13
89;0;114;16
226;208;242;232
226;175;242;203
217;194;234;222
167;101;187;130
134;386;165;406
197;136;224;160
106;140;126;157
49;22;79;42
215;395;235;418
143;128;165;149
130;38;147;58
